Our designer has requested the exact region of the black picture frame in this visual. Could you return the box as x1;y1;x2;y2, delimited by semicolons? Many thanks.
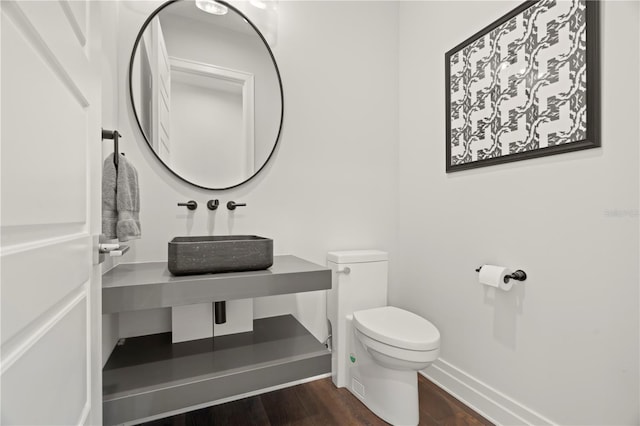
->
445;0;600;173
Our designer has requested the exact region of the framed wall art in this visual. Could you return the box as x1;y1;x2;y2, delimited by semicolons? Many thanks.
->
445;0;600;172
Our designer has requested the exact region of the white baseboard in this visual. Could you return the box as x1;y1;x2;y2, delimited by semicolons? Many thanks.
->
421;359;555;426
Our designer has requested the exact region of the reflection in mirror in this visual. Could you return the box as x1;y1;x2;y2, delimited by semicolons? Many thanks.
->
130;0;283;189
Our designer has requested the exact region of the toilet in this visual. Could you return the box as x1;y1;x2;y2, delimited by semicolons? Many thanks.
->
326;250;440;426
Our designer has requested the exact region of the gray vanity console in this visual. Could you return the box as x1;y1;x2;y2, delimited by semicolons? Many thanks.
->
102;255;331;425
102;255;330;313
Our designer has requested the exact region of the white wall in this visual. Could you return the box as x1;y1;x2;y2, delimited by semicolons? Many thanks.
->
170;81;245;186
109;0;399;342
395;1;639;425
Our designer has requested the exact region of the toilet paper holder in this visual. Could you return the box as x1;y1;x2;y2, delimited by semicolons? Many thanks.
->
475;266;527;283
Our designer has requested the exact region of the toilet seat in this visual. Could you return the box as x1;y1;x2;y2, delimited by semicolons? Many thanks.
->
354;328;439;366
353;306;440;351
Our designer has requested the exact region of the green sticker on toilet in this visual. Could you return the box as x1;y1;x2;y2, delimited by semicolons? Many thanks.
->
349;354;356;363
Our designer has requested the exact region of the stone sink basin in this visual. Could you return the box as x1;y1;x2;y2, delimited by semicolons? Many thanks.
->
168;235;274;276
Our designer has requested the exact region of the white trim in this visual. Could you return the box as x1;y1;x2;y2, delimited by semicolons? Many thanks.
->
0;283;89;375
77;401;91;426
169;56;255;174
421;359;555;426
84;271;92;426
0;231;88;257
170;57;254;87
120;373;332;425
57;0;86;47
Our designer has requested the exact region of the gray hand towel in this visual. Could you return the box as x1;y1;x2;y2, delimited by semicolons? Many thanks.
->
102;153;141;242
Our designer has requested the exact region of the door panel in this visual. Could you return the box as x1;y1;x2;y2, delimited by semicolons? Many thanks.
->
1;8;87;233
1;0;101;424
6;0;91;96
1;297;89;425
1;236;91;345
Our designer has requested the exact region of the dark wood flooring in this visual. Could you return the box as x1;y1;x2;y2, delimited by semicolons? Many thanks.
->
140;375;493;426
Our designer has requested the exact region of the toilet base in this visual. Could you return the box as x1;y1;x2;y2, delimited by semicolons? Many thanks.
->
347;318;419;426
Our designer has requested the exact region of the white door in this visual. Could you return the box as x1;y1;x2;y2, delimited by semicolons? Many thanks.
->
153;18;171;165
1;1;102;424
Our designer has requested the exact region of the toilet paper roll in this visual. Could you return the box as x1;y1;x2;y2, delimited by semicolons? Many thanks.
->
478;265;513;291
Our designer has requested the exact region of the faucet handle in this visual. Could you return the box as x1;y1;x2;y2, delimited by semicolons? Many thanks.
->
178;200;198;210
227;201;246;210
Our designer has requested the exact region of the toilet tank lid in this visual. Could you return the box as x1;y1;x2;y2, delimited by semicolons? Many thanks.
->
327;250;388;264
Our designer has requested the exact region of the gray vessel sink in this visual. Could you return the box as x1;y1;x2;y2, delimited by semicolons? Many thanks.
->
168;235;273;276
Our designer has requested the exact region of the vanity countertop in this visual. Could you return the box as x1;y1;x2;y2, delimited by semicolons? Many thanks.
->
102;255;331;314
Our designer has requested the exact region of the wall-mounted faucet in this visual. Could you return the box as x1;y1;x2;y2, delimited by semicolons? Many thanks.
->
207;199;219;210
227;201;246;210
177;200;198;210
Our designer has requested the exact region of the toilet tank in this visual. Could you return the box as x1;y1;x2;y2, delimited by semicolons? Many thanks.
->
327;250;388;314
326;250;388;387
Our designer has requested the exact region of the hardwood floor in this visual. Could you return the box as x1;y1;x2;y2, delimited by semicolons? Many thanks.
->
140;375;493;426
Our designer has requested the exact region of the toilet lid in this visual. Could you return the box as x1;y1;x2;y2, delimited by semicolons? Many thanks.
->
353;306;440;351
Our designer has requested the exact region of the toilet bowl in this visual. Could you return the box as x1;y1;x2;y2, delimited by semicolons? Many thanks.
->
354;306;440;370
326;250;440;426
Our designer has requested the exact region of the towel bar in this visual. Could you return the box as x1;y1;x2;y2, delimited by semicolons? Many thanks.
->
102;128;122;167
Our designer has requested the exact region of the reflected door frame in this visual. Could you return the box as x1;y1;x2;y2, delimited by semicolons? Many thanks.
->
169;57;255;175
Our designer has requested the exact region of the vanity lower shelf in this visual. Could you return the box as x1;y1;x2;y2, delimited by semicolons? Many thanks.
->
102;255;331;314
102;315;331;425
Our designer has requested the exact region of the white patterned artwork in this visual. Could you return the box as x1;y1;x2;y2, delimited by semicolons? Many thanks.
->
445;0;600;172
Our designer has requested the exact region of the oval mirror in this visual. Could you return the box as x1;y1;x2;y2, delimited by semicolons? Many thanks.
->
129;0;283;190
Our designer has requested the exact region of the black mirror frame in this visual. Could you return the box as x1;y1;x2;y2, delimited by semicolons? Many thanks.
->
129;0;284;190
